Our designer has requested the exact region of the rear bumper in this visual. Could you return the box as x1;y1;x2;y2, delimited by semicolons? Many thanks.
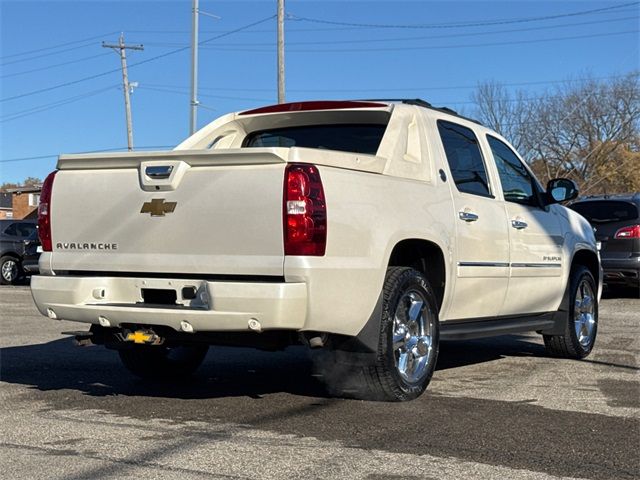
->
30;275;307;333
22;259;40;274
601;257;640;286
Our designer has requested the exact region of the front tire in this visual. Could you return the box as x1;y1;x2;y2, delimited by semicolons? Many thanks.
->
0;255;21;285
544;265;598;359
118;344;209;380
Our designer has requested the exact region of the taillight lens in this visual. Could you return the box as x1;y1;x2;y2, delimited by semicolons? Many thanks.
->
38;170;57;251
614;225;640;239
283;163;326;256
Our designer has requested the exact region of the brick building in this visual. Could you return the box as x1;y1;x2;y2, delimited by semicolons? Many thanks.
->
6;185;42;219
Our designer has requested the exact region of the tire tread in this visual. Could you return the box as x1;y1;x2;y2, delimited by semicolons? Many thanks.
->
543;265;597;359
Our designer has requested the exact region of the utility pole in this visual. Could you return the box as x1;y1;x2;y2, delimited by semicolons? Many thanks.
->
189;1;219;135
277;0;285;103
190;0;199;135
103;34;144;151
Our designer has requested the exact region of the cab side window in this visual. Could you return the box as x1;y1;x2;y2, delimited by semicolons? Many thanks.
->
17;223;36;238
437;120;491;197
487;135;538;206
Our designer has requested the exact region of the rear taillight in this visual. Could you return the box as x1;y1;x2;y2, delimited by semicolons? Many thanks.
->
283;163;326;256
614;225;640;239
38;170;57;251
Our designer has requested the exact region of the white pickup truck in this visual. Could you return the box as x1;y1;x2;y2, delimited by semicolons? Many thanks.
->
31;99;601;401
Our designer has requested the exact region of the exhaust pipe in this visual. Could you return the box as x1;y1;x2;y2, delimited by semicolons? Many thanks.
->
300;332;329;349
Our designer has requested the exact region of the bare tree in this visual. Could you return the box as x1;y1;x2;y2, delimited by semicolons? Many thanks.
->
471;81;534;153
472;72;640;194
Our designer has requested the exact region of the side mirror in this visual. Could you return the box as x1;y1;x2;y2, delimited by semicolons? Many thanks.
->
546;178;579;204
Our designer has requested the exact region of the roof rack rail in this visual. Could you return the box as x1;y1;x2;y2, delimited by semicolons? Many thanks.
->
360;98;483;126
401;98;433;108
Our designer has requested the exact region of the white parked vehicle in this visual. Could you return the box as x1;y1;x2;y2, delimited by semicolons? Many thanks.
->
31;100;601;401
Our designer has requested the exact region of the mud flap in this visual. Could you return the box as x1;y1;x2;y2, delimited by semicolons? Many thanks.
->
327;291;383;363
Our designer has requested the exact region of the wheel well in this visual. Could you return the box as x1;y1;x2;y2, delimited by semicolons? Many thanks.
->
1;252;20;260
572;249;600;285
388;239;446;310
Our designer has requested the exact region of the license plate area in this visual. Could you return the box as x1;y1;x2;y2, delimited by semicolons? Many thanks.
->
141;288;177;306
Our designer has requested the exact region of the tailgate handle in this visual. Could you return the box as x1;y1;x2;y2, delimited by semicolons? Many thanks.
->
145;165;173;179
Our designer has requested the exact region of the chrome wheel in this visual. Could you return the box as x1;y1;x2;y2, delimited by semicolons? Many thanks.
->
392;290;435;384
574;279;596;348
543;266;598;359
1;259;18;282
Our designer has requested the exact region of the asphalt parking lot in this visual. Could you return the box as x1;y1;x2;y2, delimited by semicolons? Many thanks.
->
0;285;638;480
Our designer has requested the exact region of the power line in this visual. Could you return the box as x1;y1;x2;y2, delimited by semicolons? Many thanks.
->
0;64;121;103
124;9;640;34
128;26;389;34
141;85;272;102
0;146;176;164
289;1;639;30
197;104;217;112
143;75;638;106
145;83;274;92
0;31;119;61
0;154;57;163
142;14;639;49
0;15;276;104
1;52;112;79
144;73;635;94
194;29;640;53
1;42;103;67
319;29;640;53
1;85;119;123
435;87;639;108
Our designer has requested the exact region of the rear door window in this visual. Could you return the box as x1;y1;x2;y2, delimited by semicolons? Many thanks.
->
243;124;387;155
569;201;639;224
437;120;491;197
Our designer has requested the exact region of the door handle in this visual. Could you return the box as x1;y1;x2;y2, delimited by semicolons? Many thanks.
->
145;165;173;179
459;210;479;222
511;219;528;229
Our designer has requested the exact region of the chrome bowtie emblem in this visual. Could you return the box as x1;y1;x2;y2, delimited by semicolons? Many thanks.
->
140;198;177;217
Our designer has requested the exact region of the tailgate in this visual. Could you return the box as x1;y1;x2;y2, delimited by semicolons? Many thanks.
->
50;149;288;276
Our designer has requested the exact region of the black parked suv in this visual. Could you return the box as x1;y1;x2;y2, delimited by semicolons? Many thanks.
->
0;219;39;285
569;193;640;293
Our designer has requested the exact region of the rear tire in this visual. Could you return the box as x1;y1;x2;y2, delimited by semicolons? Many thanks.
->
0;255;21;285
118;344;209;380
544;265;598;359
319;267;439;401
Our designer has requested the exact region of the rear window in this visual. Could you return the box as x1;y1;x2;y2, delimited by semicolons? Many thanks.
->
570;200;639;224
242;124;387;155
3;222;36;238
